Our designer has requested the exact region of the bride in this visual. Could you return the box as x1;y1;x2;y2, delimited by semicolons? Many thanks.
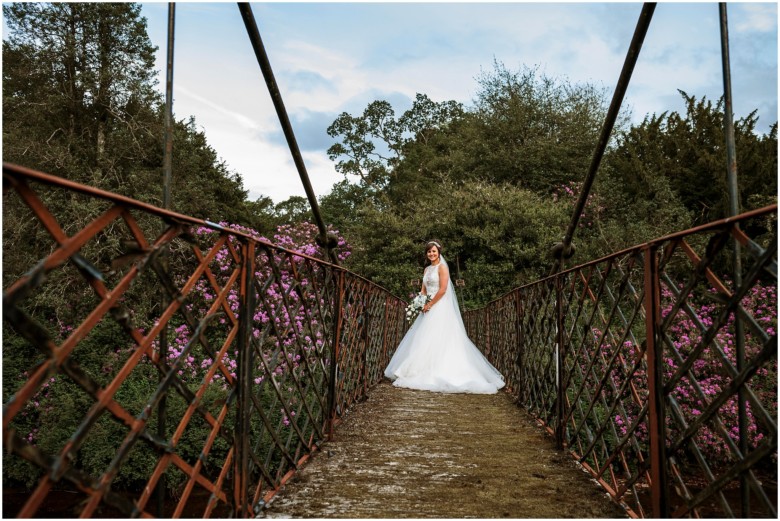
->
384;240;505;394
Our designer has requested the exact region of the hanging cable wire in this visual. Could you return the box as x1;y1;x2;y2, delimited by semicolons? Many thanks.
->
237;2;339;264
550;3;656;275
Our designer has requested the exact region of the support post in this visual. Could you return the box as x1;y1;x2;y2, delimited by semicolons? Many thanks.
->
644;245;669;518
554;276;565;449
515;292;524;403
361;292;369;397
327;272;345;439
235;241;256;517
162;3;175;212
381;296;390;366
485;310;491;357
157;5;175;516
719;4;749;515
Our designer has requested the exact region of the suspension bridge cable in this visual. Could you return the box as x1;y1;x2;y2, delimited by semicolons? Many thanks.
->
237;3;339;264
719;3;749;516
157;6;175;516
551;2;656;275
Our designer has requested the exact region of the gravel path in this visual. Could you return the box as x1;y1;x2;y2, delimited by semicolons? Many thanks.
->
259;382;626;518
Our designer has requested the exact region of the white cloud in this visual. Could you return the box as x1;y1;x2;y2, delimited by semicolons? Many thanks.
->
303;151;343;198
176;85;262;133
735;3;777;33
277;42;369;112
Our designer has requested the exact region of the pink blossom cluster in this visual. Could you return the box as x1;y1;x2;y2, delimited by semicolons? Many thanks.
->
157;221;350;428
19;372;57;444
598;281;776;463
551;181;605;229
658;282;776;458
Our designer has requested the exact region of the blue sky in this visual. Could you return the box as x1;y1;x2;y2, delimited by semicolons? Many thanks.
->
138;1;777;203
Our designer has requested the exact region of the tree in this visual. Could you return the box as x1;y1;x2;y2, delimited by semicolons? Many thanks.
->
165;116;251;224
324;65;776;306
324;63;620;303
459;61;617;192
337;178;568;306
2;2;269;331
319;179;373;232
3;3;260;224
606;91;778;227
326;93;465;192
245;195;280;236
273;195;313;224
3;2;159;188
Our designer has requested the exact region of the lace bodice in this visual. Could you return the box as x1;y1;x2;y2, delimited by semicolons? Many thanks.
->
424;263;443;295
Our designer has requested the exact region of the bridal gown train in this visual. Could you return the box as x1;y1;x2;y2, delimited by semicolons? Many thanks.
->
384;258;505;394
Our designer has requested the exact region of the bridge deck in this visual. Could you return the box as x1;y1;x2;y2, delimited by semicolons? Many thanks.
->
260;382;627;518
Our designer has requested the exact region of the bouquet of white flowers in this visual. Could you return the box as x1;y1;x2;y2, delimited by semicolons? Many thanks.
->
405;293;432;321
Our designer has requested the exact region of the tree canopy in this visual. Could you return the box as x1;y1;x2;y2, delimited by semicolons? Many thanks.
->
324;63;777;306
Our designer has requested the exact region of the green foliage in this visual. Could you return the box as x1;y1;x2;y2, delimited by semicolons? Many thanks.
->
244;195;280;236
459;61;614;192
325;62;623;305
327;93;465;192
1;4;277;494
274;195;314;224
450;182;568;305
2;2;159;183
2;2;260;226
2;319;235;493
166;117;251;224
606;91;777;227
339;180;568;306
2;1;272;341
326;73;775;308
319;179;374;233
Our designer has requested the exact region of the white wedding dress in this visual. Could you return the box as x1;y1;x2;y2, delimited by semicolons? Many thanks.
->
384;257;505;394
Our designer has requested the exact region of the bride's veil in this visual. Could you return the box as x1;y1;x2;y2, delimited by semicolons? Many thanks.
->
440;256;467;329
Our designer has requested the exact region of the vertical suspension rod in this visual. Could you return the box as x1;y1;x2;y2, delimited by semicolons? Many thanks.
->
162;4;175;211
237;3;338;264
719;3;741;219
718;3;749;516
157;4;175;516
328;271;345;439
552;2;656;275
644;245;669;518
235;240;257;517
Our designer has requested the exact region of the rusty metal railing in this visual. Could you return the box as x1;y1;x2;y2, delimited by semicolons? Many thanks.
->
464;205;777;518
2;162;407;518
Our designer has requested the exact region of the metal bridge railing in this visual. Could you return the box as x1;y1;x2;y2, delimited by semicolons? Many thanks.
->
464;204;777;518
2;162;407;518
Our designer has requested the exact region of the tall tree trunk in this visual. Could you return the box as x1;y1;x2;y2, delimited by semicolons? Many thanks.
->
95;10;111;181
65;5;78;151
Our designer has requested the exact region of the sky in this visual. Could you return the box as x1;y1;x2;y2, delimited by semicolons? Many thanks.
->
138;1;778;204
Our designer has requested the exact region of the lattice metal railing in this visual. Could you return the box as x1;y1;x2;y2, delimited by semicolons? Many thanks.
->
464;205;778;518
2;163;407;518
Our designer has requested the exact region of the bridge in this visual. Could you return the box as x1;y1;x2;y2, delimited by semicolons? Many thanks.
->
2;2;777;519
256;382;626;518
